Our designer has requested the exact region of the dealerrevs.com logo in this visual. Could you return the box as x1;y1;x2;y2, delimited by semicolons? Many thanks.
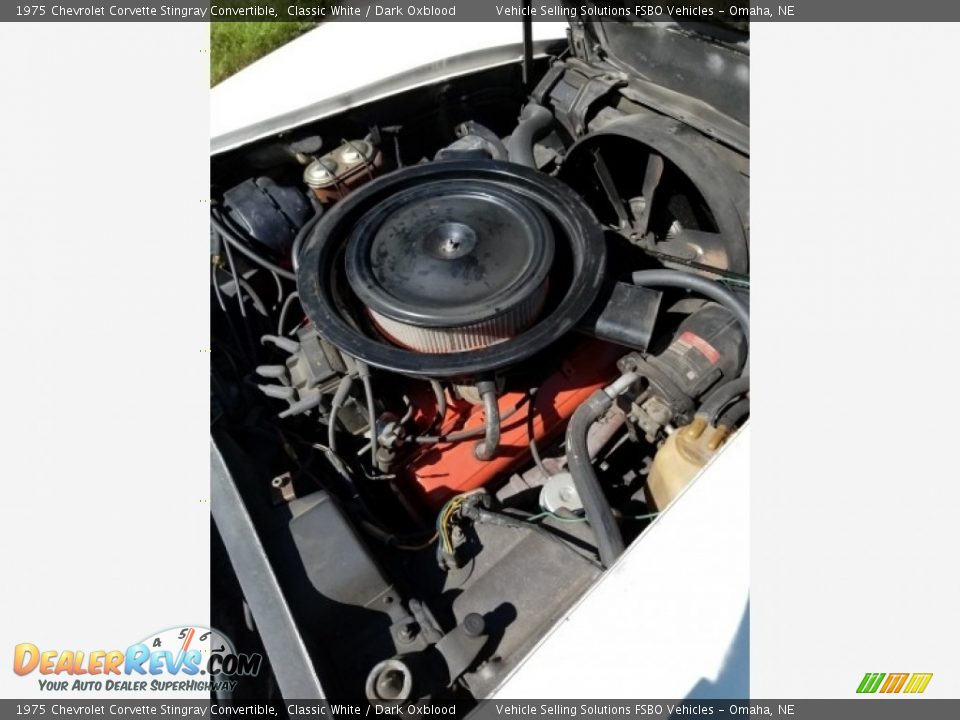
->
857;672;933;694
13;625;262;693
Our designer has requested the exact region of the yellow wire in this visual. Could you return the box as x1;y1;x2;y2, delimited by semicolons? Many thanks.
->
438;489;486;554
395;532;438;551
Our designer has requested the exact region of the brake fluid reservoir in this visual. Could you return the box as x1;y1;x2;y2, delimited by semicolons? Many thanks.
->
647;417;730;510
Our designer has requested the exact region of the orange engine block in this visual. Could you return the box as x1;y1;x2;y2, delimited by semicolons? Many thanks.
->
403;339;622;509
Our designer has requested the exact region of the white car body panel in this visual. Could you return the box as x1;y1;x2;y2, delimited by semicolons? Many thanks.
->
495;428;750;699
211;21;568;154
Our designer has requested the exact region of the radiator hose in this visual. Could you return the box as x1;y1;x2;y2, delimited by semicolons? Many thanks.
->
507;103;554;168
565;375;637;569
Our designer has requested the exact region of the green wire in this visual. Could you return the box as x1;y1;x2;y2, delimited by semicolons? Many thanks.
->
526;510;661;524
527;511;582;523
444;500;661;551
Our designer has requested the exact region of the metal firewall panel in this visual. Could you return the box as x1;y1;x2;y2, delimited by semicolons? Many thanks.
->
444;520;601;698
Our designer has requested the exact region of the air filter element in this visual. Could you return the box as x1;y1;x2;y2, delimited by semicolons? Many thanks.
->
345;182;555;353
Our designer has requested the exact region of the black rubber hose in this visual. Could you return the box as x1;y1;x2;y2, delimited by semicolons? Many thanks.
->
473;380;501;460
630;269;749;349
631;269;750;416
565;389;625;569
507;102;554;168
717;397;750;429
410;403;523;444
290;210;323;272
699;376;750;424
460;121;509;160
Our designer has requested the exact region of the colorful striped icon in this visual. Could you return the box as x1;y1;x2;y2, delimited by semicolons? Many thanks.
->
857;672;933;694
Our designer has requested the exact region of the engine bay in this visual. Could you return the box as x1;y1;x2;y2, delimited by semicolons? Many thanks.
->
210;34;749;705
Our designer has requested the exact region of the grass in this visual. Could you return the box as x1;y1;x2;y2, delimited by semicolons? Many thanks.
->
210;22;320;86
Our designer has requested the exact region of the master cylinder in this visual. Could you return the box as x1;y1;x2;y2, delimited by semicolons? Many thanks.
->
303;138;383;203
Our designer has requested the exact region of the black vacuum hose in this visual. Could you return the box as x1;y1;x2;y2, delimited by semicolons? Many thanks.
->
507;103;554;168
473;380;501;461
290;210;323;272
717;396;750;429
632;268;750;419
565;389;625;569
698;376;750;424
630;269;749;349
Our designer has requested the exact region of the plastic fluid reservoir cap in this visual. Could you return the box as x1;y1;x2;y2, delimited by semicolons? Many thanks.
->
539;472;583;514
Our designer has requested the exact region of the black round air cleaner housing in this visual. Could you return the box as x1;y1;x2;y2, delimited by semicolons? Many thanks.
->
297;160;606;378
346;183;555;353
